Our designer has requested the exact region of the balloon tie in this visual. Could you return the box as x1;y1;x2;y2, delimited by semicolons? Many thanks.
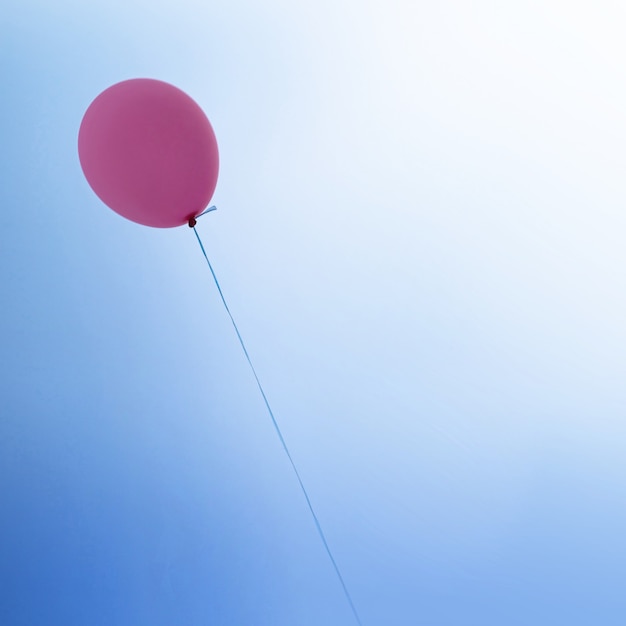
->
189;205;217;227
192;225;363;626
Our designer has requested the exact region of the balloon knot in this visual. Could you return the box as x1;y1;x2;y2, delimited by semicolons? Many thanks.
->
188;217;197;228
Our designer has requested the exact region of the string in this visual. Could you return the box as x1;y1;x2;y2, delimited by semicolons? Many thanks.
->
191;224;363;626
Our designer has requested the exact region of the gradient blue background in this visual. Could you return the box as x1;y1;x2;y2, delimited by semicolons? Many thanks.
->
2;1;626;624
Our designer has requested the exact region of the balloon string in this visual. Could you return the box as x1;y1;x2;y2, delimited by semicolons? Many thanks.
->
192;226;363;626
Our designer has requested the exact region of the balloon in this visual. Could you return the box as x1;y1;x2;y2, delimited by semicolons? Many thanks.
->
78;78;219;228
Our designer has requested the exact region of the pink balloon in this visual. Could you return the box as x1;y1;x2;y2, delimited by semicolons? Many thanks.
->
78;78;219;228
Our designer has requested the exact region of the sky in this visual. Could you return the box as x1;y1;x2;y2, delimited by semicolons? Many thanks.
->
2;1;626;624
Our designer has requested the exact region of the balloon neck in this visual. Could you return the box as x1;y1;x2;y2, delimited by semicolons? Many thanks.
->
188;205;216;228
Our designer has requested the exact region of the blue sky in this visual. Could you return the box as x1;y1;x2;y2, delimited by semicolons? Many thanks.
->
3;1;626;624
